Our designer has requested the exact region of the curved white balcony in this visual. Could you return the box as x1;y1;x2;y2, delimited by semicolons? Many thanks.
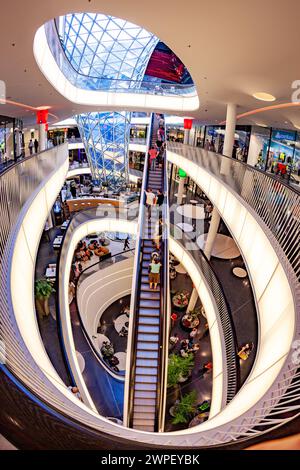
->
33;22;199;112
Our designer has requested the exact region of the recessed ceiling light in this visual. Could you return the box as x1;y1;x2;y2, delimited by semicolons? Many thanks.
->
253;92;276;102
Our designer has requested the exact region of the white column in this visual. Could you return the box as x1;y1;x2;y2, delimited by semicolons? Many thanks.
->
184;128;190;145
204;207;220;260
39;123;46;151
223;103;237;157
177;176;186;205
187;287;198;313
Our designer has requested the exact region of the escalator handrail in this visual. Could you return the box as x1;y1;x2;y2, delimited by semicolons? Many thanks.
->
125;114;154;426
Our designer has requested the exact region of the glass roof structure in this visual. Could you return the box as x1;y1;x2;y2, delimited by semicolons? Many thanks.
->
59;13;159;83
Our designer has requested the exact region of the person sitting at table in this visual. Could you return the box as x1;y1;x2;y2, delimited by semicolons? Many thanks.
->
180;338;189;350
169;333;179;348
94;245;110;258
190;343;200;353
180;348;189;358
88;240;98;250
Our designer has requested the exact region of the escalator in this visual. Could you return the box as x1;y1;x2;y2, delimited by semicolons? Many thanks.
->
125;114;169;432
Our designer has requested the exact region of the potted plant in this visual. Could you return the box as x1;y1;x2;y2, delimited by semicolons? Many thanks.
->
170;390;198;424
35;279;55;317
167;353;194;388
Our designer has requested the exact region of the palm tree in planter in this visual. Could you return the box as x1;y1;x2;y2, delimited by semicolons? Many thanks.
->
35;279;55;317
167;353;194;388
171;390;198;425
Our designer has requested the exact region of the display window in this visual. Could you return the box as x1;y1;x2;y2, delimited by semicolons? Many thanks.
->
266;129;296;175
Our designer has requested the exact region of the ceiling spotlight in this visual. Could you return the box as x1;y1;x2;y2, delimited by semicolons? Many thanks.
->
253;92;276;102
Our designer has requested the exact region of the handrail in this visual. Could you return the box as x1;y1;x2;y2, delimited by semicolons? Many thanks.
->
44;20;196;97
170;224;241;403
168;143;300;287
1;140;300;447
124;114;153;427
75;249;135;377
157;148;170;432
56;207;139;382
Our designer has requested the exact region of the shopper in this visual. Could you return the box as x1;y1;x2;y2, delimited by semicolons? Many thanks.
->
28;139;34;155
156;189;164;207
34;139;39;153
148;146;158;170
145;187;156;219
148;257;161;290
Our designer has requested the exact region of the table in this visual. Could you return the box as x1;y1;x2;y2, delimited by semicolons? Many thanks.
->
60;220;69;231
114;314;129;334
176;222;194;233
177;204;205;220
175;264;187;274
232;267;247;278
190;199;198;205
197;233;240;259
45;266;56;279
53;235;63;249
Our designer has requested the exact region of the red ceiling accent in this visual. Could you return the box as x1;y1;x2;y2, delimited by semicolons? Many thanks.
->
36;109;49;124
184;118;193;130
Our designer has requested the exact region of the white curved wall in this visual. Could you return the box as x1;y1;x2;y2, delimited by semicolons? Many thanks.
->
77;257;134;341
34;26;199;112
167;148;296;433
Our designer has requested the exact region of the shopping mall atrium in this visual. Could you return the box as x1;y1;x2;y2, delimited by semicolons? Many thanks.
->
0;0;300;452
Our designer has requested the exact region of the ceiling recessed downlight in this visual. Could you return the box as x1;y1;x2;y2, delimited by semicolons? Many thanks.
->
253;92;276;102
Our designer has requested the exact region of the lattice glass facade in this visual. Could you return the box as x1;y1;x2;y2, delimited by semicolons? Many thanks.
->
76;112;131;189
58;13;159;188
59;13;159;85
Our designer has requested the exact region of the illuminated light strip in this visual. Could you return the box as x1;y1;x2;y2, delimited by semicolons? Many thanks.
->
0;98;59;123
219;102;300;125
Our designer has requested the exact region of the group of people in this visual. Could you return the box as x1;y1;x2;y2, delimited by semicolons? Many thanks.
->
145;188;164;219
74;238;110;265
28;138;39;155
169;325;213;379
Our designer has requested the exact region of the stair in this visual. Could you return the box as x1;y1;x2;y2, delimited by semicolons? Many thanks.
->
130;114;166;432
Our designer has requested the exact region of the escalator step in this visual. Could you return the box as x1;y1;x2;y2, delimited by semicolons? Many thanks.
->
139;300;160;308
135;374;158;384
134;390;156;400
137;333;159;342
134;382;157;391
136;349;159;359
136;359;158;368
138;324;160;333
135;367;158;376
137;341;159;351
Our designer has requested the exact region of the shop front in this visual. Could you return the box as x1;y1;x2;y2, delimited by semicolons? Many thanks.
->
0;115;24;168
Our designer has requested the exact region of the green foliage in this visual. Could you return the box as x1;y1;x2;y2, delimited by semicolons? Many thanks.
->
167;353;194;388
187;307;201;321
35;279;55;300
172;390;198;425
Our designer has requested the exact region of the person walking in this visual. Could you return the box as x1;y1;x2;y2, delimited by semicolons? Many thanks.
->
148;257;161;291
123;236;130;251
148;146;158;170
145;188;156;219
28;139;34;155
34;139;39;153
